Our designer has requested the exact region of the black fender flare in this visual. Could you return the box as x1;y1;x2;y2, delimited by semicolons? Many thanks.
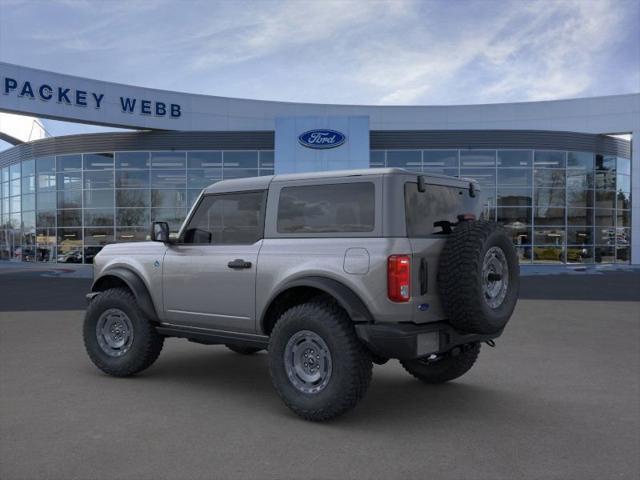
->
261;276;373;330
91;267;158;321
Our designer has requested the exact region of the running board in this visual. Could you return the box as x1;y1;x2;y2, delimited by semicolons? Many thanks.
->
155;324;269;348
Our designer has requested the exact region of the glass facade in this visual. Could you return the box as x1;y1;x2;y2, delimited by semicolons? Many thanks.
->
0;147;631;265
371;149;632;264
0;151;274;263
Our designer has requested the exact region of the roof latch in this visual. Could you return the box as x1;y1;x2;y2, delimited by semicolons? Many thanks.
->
418;175;426;192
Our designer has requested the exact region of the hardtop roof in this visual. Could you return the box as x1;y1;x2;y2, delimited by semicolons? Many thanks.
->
202;168;477;194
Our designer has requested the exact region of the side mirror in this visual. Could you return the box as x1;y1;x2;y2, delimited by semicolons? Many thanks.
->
151;221;170;243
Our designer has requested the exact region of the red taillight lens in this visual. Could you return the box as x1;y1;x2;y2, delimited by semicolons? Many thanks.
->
457;213;476;222
388;255;411;302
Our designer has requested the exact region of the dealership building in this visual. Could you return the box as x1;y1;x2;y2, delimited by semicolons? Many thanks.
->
0;62;638;265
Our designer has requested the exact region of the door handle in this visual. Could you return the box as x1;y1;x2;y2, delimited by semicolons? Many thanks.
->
227;259;252;269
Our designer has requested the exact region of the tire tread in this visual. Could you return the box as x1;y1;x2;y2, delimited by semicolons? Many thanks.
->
437;220;518;334
269;301;372;421
83;288;164;377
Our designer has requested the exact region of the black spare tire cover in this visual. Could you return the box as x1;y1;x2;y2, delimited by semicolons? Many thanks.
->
437;220;519;334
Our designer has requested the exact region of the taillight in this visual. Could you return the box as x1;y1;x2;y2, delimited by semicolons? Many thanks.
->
457;213;476;222
388;255;411;302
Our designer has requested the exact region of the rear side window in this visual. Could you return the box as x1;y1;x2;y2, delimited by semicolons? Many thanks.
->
405;182;473;237
183;191;265;244
277;183;375;234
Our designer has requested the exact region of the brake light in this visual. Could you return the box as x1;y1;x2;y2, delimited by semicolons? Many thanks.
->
388;255;411;302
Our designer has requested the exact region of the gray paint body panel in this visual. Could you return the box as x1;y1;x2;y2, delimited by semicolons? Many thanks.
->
91;170;472;337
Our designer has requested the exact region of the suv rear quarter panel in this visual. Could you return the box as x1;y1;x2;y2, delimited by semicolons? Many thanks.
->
256;237;415;331
257;172;451;331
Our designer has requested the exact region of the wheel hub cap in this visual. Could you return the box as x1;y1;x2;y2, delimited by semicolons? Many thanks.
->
482;246;509;309
96;308;134;357
284;330;332;394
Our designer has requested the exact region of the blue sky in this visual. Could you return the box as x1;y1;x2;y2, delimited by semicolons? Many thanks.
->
0;0;638;142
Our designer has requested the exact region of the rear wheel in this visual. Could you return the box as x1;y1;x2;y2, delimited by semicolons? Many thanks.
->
400;343;480;384
225;344;262;355
268;301;372;421
83;288;164;377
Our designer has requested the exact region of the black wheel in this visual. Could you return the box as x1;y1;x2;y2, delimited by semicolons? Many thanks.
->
268;301;372;421
83;288;164;377
400;343;481;384
438;220;519;334
225;344;262;355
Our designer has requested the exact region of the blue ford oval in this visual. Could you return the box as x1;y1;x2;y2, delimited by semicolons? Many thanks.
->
298;129;346;149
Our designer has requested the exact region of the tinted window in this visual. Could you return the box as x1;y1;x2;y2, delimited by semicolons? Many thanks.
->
184;191;265;244
423;150;458;175
36;157;55;174
460;150;496;167
370;151;385;167
386;151;421;169
223;151;258;168
535;151;566;168
498;150;532;167
150;152;186;169
117;170;149;188
116;152;149;169
57;155;82;171
405;182;473;237
84;170;114;189
187;151;222;169
567;151;593;169
187;169;222;189
83;153;114;170
259;151;274;168
277;183;374;234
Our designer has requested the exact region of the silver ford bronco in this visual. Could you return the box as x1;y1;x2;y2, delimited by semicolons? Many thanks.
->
84;168;519;421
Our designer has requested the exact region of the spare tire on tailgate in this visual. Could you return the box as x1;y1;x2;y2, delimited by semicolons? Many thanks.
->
437;220;519;334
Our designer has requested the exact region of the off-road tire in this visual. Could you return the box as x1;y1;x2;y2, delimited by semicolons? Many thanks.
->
225;344;262;355
268;301;373;421
400;343;481;383
438;220;519;334
83;288;164;377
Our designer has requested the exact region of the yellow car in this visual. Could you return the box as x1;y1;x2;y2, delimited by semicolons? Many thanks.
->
567;247;590;262
531;246;564;262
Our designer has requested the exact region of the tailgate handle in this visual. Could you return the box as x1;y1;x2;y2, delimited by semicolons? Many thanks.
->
419;258;428;295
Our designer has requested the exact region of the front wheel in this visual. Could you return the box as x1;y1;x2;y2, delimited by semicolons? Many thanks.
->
400;343;480;384
83;288;164;377
268;301;372;421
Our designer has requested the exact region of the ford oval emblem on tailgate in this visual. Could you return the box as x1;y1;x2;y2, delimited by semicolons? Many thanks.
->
298;129;346;149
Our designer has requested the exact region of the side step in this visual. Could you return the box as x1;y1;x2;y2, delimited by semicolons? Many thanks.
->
155;324;269;348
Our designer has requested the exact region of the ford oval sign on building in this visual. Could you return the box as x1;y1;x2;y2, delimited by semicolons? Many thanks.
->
298;129;346;149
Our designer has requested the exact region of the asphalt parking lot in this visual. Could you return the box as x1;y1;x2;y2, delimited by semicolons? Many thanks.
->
1;268;639;480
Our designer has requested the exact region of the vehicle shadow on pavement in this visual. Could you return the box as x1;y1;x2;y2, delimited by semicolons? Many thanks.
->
347;375;533;428
89;345;542;429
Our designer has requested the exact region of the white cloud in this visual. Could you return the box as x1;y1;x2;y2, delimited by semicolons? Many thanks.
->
187;0;413;71
474;0;625;102
0;0;636;105
348;0;630;104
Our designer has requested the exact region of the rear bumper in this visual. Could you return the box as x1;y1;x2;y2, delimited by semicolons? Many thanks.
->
355;322;502;360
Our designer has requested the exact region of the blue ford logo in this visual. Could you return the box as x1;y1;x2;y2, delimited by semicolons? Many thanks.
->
298;129;346;149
